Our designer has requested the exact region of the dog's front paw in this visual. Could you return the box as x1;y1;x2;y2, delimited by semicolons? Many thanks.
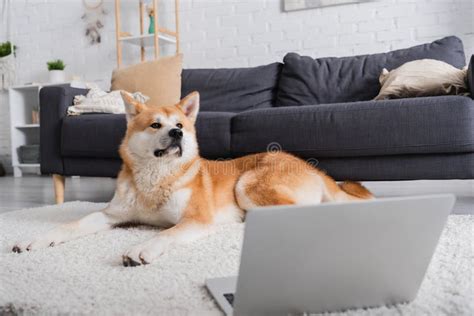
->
12;238;57;253
122;238;167;267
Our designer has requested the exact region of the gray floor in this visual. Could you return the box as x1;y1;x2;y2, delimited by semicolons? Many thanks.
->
0;176;472;214
0;176;116;213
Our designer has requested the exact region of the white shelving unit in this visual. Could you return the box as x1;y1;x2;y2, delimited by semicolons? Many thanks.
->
15;124;40;128
9;83;68;177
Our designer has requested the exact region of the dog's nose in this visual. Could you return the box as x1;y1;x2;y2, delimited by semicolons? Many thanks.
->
169;128;183;139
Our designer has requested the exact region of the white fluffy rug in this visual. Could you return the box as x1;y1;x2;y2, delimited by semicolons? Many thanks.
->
0;202;472;315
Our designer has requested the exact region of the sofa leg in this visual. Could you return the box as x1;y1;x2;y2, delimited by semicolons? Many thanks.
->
52;174;65;204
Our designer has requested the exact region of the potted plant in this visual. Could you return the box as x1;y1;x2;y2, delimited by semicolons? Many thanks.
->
47;59;66;83
147;8;155;34
0;41;16;89
0;41;15;58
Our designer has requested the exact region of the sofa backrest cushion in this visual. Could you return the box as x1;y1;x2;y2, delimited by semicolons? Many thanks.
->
181;63;282;112
275;36;466;106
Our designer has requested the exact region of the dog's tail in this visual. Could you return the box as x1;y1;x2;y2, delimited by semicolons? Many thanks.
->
337;181;374;201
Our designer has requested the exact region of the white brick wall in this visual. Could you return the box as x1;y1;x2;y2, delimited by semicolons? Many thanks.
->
0;0;473;173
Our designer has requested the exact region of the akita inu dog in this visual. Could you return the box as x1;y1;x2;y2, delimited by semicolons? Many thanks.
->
12;91;373;266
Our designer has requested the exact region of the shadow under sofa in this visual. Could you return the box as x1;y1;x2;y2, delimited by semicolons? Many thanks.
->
39;36;474;203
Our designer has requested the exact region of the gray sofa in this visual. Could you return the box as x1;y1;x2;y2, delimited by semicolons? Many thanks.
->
40;36;474;187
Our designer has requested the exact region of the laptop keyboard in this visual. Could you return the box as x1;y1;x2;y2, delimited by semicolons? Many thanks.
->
223;293;235;306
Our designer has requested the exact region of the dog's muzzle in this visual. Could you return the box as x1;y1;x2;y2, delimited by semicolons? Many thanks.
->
153;128;184;158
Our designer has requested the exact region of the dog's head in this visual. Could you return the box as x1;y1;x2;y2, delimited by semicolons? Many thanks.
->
120;91;200;164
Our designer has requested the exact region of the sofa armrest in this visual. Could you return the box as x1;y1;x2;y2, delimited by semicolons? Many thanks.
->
40;85;88;175
468;54;474;99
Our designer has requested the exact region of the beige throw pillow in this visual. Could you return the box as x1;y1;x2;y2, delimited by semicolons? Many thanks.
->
374;59;468;100
111;54;182;106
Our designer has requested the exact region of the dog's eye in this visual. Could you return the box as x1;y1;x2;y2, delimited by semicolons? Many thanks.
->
176;123;183;129
150;122;162;129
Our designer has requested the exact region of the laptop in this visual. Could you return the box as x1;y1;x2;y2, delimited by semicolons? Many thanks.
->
206;194;455;315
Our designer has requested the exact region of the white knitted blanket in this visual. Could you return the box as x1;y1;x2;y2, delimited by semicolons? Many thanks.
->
68;84;149;115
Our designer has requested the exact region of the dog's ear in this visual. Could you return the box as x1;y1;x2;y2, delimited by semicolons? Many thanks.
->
121;91;145;121
177;91;199;123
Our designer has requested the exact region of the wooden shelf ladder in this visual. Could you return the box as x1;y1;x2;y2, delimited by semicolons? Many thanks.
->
114;0;180;68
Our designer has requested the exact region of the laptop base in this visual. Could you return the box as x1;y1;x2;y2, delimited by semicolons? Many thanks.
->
206;276;237;315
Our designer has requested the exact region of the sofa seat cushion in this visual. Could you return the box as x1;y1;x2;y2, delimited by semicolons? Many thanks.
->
61;112;235;159
181;63;282;112
276;36;466;106
232;96;474;158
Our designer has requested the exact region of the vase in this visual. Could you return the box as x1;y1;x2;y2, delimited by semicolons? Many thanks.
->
49;70;65;83
0;53;16;89
148;15;155;34
31;110;39;124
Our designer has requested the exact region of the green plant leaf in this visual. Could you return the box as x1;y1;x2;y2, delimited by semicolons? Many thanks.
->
0;41;14;58
47;59;66;70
